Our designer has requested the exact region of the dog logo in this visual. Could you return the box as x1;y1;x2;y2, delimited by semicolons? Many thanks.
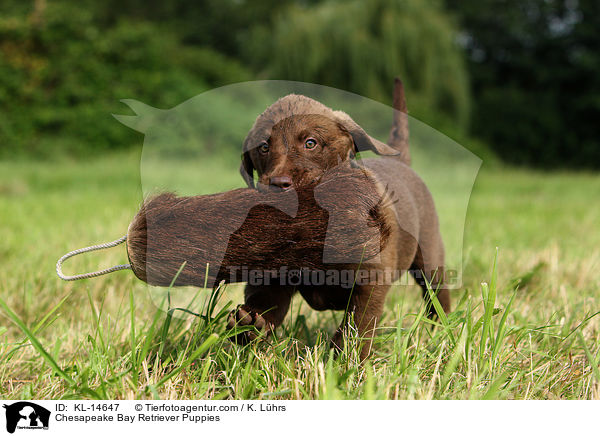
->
2;402;50;433
287;269;302;286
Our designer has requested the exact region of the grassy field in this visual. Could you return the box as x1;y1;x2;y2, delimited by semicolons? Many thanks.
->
1;150;599;399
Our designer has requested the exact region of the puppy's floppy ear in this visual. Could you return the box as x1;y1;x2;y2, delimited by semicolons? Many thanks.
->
335;111;399;156
348;126;400;156
240;149;255;188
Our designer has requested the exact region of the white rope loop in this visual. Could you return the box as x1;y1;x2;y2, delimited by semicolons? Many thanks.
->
56;235;131;281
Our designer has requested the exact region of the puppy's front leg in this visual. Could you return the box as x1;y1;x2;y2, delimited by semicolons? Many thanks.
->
333;283;388;360
227;284;296;344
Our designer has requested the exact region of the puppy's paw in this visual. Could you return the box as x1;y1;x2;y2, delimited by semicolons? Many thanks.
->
226;304;272;345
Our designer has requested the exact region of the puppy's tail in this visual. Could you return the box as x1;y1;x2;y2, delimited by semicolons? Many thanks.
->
387;78;411;166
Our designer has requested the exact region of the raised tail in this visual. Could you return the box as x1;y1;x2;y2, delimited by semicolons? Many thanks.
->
387;78;411;166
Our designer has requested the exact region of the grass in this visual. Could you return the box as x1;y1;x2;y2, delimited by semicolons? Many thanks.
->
1;149;599;399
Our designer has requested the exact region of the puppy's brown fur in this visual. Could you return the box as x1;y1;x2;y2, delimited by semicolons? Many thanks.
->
233;80;450;359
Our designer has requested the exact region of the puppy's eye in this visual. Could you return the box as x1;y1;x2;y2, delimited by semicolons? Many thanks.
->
304;138;318;150
258;141;269;154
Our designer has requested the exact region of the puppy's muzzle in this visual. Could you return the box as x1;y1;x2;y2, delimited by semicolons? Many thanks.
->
269;175;293;192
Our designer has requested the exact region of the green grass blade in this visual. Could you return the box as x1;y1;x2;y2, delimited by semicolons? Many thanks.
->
129;288;138;386
32;294;70;334
577;331;600;382
424;276;455;345
491;290;517;369
480;370;510;400
0;295;75;386
441;324;468;392
153;333;219;390
86;288;107;355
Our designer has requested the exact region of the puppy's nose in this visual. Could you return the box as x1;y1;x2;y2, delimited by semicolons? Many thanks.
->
269;175;293;191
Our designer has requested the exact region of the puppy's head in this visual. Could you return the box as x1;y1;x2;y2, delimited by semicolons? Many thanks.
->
243;114;357;192
241;95;399;190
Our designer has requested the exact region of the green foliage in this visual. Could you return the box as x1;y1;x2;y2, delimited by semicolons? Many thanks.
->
75;0;313;58
0;3;251;158
7;0;599;167
249;0;471;131
447;0;600;168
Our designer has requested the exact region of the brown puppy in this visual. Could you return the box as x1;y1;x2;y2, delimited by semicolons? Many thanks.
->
126;165;393;357
232;80;449;358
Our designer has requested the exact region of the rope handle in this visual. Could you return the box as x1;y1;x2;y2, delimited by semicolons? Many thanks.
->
56;235;131;281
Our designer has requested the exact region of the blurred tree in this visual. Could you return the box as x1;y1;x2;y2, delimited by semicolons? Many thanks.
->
0;0;481;159
85;0;321;58
30;0;47;27
0;2;251;158
246;0;471;131
447;0;600;168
